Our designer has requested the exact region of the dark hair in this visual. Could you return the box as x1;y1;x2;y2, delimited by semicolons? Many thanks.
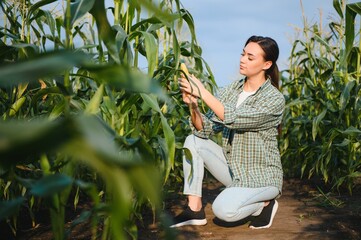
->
245;35;279;89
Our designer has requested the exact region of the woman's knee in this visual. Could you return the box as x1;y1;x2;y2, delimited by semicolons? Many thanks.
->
212;196;236;221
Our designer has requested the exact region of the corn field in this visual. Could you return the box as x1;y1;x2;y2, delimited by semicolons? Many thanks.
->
0;0;215;239
0;0;360;239
280;0;361;192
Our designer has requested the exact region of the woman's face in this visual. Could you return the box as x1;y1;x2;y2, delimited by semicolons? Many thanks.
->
239;42;271;78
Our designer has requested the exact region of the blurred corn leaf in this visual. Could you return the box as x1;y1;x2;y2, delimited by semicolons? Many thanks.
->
0;197;25;221
30;174;73;197
0;51;90;87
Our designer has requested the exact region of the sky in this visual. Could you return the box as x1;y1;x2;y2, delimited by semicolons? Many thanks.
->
0;0;357;88
179;0;348;87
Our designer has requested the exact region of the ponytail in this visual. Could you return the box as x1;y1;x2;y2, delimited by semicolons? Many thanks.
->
267;63;279;89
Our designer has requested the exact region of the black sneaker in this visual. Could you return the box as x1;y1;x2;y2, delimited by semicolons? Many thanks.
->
249;199;278;229
169;206;207;228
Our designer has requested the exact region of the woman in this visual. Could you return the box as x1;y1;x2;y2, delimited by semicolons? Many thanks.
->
171;36;285;229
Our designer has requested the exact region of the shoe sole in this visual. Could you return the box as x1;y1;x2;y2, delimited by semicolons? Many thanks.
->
249;200;278;229
170;219;207;228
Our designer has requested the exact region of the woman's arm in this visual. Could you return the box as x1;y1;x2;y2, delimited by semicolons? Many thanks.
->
189;104;203;130
200;90;224;121
181;91;203;130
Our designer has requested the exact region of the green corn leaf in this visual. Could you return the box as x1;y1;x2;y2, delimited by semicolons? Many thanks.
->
89;0;119;63
132;0;179;28
347;2;361;14
344;3;361;65
129;31;157;76
339;80;355;111
340;126;361;136
43;10;56;36
8;96;26;117
27;0;58;22
141;94;175;183
183;148;194;184
312;109;327;141
85;84;104;115
180;9;197;44
325;128;340;148
31;86;62;112
74;180;100;205
114;25;128;51
141;31;158;76
333;0;343;18
355;95;361;113
285;98;311;108
334;138;351;147
131;16;162;31
68;0;96;27
16;83;29;100
86;64;163;95
0;117;76;166
304;77;316;90
313;34;333;53
160;113;175;182
127;166;161;209
49;100;66;120
0;50;90;87
30;174;73;197
0;197;25;221
172;29;180;72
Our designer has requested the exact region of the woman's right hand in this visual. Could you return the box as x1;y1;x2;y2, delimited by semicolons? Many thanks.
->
182;91;198;108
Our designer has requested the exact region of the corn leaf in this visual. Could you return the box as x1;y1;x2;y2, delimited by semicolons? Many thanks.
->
85;84;104;115
0;51;90;87
68;0;96;26
30;174;73;197
312;109;327;141
0;197;25;221
339;80;355;111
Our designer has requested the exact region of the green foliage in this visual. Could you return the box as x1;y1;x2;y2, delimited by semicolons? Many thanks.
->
280;0;361;193
0;0;215;239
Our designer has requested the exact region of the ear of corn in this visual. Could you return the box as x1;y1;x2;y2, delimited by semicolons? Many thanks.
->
180;62;189;76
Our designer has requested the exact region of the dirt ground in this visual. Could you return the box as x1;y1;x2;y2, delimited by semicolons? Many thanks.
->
3;178;361;240
140;178;361;240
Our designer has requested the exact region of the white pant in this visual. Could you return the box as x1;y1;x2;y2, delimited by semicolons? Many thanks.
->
183;134;279;222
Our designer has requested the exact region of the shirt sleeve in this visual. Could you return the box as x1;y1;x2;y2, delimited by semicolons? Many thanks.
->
189;111;224;139
221;91;285;131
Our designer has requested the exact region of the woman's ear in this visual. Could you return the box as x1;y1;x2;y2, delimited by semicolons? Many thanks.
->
263;61;272;71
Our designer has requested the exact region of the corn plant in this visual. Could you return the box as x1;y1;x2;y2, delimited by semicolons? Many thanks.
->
280;0;361;193
0;0;215;239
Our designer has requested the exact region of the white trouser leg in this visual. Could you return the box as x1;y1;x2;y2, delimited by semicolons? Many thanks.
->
182;135;232;197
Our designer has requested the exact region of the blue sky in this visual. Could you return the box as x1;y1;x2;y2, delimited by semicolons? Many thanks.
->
1;1;356;87
180;1;349;87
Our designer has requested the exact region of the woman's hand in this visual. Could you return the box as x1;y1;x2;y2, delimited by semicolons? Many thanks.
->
179;74;225;121
179;74;205;98
182;91;198;107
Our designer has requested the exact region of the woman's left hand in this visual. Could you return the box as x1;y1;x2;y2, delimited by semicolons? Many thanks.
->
179;74;205;98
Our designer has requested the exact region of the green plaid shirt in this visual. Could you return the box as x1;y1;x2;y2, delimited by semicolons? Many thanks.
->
191;78;285;193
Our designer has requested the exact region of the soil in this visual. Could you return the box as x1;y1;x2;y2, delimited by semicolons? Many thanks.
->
140;178;361;240
2;178;361;240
